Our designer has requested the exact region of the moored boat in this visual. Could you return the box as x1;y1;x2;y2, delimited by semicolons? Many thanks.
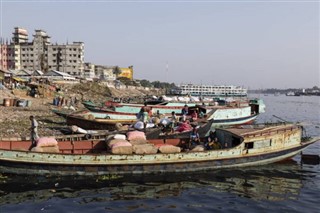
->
0;123;318;176
65;114;138;131
82;98;266;127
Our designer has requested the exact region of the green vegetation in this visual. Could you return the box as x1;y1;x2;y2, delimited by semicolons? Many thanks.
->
117;78;178;94
249;86;320;95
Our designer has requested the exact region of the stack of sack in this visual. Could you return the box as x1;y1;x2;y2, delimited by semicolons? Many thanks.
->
31;137;60;153
106;134;133;154
106;131;159;154
127;131;158;154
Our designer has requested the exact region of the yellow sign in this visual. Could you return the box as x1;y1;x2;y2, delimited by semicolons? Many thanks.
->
118;67;133;80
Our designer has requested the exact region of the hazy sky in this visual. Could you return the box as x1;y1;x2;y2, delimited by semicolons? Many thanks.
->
0;0;319;89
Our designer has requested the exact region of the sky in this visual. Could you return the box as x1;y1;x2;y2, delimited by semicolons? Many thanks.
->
0;0;319;89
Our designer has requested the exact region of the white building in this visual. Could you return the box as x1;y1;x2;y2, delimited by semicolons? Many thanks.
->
95;65;116;81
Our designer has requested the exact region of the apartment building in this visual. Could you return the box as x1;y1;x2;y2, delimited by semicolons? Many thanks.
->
0;27;85;75
47;42;84;76
0;41;9;70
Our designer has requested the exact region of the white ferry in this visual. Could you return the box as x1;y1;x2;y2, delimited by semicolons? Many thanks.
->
175;84;247;97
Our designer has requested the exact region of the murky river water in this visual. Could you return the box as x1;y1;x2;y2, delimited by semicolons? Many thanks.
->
0;94;319;213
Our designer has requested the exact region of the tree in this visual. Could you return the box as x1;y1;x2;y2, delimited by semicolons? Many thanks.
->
113;66;122;79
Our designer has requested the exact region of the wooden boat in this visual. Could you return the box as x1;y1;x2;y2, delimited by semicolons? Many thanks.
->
65;114;137;131
147;114;215;140
0;123;318;176
82;99;265;126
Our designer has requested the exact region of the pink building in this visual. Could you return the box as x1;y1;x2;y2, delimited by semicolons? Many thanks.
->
0;41;9;71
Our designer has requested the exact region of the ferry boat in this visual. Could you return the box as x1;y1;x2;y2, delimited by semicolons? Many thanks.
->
174;84;247;97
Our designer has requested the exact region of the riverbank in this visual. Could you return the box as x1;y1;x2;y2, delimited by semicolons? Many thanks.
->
0;82;163;138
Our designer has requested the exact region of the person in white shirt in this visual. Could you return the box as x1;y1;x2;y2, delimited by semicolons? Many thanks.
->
29;115;39;145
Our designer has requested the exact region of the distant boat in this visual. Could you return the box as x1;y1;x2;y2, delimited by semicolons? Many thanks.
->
286;91;295;96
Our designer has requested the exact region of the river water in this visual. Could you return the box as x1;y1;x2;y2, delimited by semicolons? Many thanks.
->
0;94;319;213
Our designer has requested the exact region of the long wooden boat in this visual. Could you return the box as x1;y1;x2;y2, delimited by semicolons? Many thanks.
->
65;114;137;131
82;100;265;126
0;123;318;176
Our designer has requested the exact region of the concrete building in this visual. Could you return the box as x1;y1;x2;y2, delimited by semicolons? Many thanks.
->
1;27;85;75
47;42;84;76
83;62;96;79
95;65;116;81
0;40;9;71
9;27;30;70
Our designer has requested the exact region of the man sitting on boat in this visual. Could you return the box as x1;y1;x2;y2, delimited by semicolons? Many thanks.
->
189;127;200;149
205;130;221;150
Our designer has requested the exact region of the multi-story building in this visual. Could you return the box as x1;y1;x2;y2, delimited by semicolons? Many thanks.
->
2;27;85;75
9;27;30;70
47;42;84;76
1;27;133;80
0;40;9;70
83;62;96;79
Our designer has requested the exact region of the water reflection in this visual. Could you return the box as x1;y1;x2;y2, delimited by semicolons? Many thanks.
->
0;159;317;205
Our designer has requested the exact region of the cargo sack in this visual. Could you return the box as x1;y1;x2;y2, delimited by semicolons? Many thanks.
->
134;121;144;130
110;141;133;154
107;139;129;149
191;145;205;152
127;130;146;141
159;145;181;154
129;139;149;145
36;137;58;147
113;134;126;140
31;145;60;153
133;144;158;154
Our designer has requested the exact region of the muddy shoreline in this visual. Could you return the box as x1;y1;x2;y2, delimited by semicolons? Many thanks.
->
0;84;162;138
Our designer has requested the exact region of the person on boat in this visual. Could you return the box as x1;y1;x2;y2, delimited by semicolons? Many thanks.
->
140;103;150;129
190;109;198;122
176;118;192;132
198;109;205;119
205;130;220;150
169;111;178;133
181;104;189;121
29;115;39;146
189;127;200;149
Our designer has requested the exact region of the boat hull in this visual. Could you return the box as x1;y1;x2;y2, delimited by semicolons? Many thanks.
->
1;124;317;176
66;114;137;130
0;141;313;176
